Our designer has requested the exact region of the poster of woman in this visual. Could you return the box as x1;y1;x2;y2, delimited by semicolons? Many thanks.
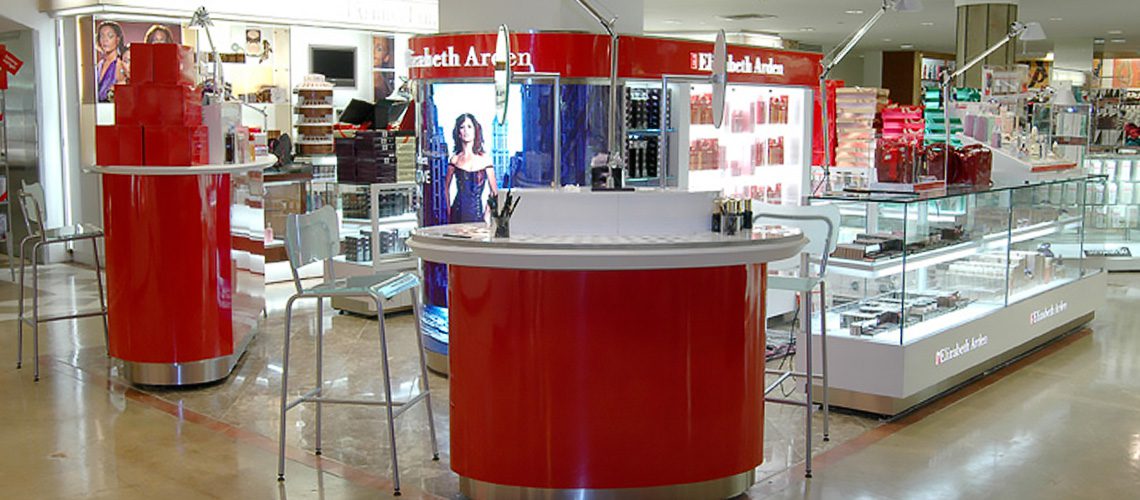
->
93;19;182;102
445;113;499;223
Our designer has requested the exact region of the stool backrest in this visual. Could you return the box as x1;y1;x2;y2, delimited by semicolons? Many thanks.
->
753;202;840;277
284;205;341;292
18;181;47;237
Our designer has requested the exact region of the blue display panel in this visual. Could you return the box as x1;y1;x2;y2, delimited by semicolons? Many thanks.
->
417;82;609;349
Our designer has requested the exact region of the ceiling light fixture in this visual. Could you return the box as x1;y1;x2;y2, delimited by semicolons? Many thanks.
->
901;43;915;49
717;13;777;22
800;27;816;32
883;38;893;42
1112;38;1127;43
1049;17;1063;22
1094;38;1106;44
921;21;935;26
846;10;865;15
1109;30;1124;35
662;19;683;25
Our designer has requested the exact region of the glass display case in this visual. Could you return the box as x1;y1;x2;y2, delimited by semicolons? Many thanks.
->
804;176;1107;415
1083;154;1140;269
811;176;1098;346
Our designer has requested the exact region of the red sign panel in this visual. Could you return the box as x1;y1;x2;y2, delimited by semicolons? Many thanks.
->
0;44;22;75
409;33;821;87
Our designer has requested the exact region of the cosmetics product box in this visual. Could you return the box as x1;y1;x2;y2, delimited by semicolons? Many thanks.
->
95;125;119;165
117;124;145;165
144;125;209;166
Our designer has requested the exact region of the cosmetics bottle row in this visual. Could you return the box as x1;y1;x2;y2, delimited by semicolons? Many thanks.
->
711;197;753;236
625;87;668;130
344;227;412;262
691;93;790;127
689;137;786;171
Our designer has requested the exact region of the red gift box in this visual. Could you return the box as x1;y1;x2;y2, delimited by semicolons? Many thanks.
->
95;125;119;165
136;83;201;126
117;124;145;165
113;84;136;123
149;43;195;85
129;43;153;84
144;126;209;166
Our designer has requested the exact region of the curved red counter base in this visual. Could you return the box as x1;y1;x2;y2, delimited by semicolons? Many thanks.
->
102;174;237;385
449;263;767;494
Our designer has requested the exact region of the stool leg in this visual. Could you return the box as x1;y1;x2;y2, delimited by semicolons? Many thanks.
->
411;289;440;460
16;236;33;370
32;242;42;382
92;238;110;355
820;281;830;442
374;297;401;496
803;291;813;478
314;297;324;455
278;296;298;481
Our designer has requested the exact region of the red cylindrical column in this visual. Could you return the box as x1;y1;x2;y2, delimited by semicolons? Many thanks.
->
102;174;234;366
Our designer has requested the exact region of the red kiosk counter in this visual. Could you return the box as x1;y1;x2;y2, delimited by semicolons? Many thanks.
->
408;220;805;498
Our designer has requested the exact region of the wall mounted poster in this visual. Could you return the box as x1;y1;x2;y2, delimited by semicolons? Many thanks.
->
373;35;396;102
94;19;182;102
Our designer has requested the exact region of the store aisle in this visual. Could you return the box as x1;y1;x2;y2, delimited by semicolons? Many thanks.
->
1;264;1134;499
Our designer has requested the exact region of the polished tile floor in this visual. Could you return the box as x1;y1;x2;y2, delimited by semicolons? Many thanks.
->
1;263;1137;499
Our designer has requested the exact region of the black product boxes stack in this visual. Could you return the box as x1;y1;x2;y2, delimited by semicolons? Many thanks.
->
335;137;357;182
354;131;398;184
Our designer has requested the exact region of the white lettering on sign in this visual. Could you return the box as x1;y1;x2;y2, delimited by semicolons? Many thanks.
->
409;46;533;70
1030;301;1069;325
934;334;989;366
689;52;785;76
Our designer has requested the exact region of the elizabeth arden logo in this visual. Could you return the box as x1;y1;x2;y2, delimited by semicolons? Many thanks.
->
934;334;988;366
409;46;533;69
1030;301;1068;325
690;52;785;76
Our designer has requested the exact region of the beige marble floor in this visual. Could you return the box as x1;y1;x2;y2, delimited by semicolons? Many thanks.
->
2;263;1135;499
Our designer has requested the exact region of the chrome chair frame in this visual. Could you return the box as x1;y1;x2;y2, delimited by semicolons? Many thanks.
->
15;182;109;381
276;206;438;496
755;208;837;479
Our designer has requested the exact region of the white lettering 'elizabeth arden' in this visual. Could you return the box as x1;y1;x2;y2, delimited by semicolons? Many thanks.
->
409;46;533;69
934;334;989;366
690;52;785;76
1030;301;1069;325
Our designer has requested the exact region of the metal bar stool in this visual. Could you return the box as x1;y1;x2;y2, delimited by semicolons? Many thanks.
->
276;206;438;496
16;182;109;381
754;203;839;478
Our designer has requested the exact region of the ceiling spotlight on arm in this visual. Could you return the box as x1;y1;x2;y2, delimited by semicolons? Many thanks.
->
817;0;923;191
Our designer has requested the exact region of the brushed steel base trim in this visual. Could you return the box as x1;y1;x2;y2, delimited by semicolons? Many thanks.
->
458;470;755;499
118;329;258;386
820;313;1095;415
120;356;234;386
425;349;449;377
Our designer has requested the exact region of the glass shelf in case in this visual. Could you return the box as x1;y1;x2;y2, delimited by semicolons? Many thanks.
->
809;176;1100;345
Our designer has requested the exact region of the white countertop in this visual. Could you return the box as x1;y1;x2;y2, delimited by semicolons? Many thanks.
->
87;155;277;176
408;223;807;270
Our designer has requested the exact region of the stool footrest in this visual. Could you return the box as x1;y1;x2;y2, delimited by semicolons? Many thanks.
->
20;309;108;326
285;388;430;416
766;397;811;407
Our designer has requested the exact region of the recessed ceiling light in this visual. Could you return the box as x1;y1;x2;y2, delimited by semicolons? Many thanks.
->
900;44;915;49
1094;38;1106;44
1112;38;1128;43
1109;30;1124;35
845;10;865;15
921;22;935;26
800;27;816;32
1049;17;1063;22
662;19;683;25
718;13;777;21
883;38;893;42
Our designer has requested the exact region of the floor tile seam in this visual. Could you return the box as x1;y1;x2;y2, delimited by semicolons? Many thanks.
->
40;354;446;499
